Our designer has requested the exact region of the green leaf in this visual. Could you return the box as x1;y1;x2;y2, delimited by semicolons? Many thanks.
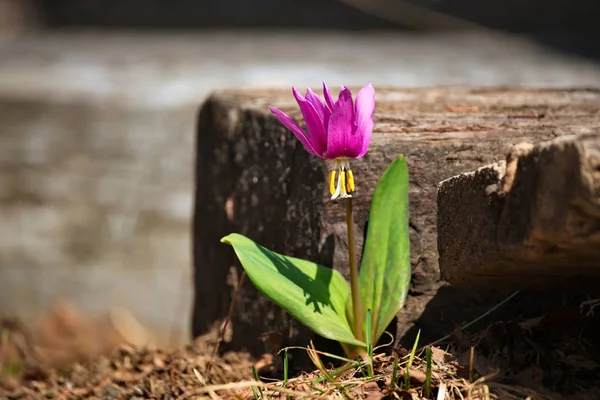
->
359;156;411;342
221;233;365;348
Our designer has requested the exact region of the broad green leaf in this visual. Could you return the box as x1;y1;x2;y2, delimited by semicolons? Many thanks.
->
222;233;365;348
358;156;411;342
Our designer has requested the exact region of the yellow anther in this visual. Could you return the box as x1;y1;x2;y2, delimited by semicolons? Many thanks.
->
328;170;336;196
340;169;347;195
346;169;355;193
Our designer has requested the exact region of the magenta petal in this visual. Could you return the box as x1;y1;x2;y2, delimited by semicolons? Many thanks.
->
326;87;355;159
322;82;335;111
355;119;373;158
305;87;331;129
292;87;326;155
269;106;318;155
354;83;375;157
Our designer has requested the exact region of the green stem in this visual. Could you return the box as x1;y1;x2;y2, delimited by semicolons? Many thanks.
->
345;197;363;342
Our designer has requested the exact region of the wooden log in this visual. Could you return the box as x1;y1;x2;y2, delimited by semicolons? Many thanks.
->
192;87;600;354
438;134;600;289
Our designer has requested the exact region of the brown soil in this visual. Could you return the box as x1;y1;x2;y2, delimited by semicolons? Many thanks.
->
1;300;599;399
1;342;254;399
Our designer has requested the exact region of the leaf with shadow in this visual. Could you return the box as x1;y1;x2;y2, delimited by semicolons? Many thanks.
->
357;156;411;343
222;233;365;347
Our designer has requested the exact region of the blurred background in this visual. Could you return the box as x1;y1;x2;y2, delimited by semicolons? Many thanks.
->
1;0;599;367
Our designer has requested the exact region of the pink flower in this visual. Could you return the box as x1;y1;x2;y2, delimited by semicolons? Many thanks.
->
269;83;375;159
269;82;375;199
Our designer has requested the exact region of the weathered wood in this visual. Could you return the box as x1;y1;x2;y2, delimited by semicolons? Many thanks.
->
438;134;600;288
193;87;600;354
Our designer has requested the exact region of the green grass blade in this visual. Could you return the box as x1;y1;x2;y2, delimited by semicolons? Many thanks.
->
365;308;373;358
306;349;361;365
404;329;420;390
390;352;399;390
424;346;432;398
283;348;289;384
311;362;362;385
252;366;264;399
283;348;290;400
251;386;259;400
365;308;374;377
358;156;411;343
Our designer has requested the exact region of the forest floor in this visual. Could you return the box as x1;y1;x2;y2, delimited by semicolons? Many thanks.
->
1;299;599;399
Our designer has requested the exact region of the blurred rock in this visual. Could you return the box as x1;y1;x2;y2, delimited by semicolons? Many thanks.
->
32;0;600;35
0;300;151;371
0;0;39;34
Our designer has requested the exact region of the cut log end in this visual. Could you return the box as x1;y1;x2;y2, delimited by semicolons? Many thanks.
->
438;134;600;289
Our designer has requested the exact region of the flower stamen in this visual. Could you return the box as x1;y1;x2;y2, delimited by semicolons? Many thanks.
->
346;169;355;193
328;170;337;196
329;159;355;200
340;168;347;194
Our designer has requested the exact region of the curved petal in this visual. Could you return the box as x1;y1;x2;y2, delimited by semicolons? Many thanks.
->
292;87;327;155
269;106;318;156
322;82;336;111
326;86;354;159
355;119;373;157
306;87;331;129
354;83;375;157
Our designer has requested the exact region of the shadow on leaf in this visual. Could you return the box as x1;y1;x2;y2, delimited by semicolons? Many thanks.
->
258;245;335;314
